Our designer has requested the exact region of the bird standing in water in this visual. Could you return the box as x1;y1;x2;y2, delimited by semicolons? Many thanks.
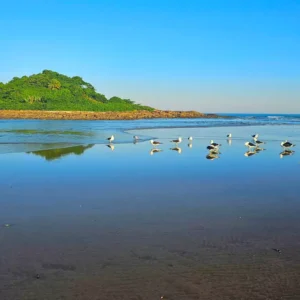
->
150;140;163;148
171;137;182;146
107;135;115;143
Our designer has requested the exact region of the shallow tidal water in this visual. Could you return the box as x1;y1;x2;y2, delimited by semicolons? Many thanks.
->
0;121;300;300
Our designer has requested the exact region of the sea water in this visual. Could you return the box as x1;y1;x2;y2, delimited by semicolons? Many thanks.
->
0;116;299;299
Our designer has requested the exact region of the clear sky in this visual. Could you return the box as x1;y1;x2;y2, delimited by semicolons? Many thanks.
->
0;0;299;113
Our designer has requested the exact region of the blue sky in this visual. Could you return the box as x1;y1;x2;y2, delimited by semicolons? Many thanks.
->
0;0;299;113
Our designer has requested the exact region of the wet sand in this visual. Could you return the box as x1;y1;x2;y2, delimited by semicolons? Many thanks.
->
0;127;300;299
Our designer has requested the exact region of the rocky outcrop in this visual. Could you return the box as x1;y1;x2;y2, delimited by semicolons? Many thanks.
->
0;110;223;120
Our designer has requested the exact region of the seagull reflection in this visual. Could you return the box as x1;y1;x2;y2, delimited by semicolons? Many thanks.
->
206;153;219;160
188;143;193;148
280;150;295;158
245;147;265;157
210;149;221;155
227;139;232;146
255;147;266;153
170;147;182;154
150;148;163;155
106;144;115;151
244;150;257;157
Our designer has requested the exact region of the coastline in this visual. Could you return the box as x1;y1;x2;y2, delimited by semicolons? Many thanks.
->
0;110;225;120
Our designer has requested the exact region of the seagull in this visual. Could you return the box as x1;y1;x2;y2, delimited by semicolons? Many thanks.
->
150;140;163;148
170;147;182;154
252;134;259;139
133;135;139;144
210;140;221;147
281;140;296;149
280;150;295;158
254;138;265;146
245;142;257;149
171;137;182;145
227;133;232;138
188;136;193;141
106;144;115;151
150;148;163;155
107;135;114;143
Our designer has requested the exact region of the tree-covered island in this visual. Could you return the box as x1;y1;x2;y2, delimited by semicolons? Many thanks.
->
0;70;153;111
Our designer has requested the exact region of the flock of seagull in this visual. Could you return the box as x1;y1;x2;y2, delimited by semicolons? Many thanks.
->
105;134;296;159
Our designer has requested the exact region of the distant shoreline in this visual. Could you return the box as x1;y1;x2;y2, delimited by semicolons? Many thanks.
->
0;110;227;120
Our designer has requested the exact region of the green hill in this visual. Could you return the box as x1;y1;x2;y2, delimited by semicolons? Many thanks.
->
0;70;153;111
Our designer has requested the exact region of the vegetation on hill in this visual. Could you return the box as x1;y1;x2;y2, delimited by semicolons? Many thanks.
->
0;70;154;111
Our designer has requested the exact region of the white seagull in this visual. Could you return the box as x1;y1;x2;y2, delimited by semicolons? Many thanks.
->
150;140;163;148
133;135;139;144
227;133;232;138
245;142;257;149
188;136;193;141
281;140;296;149
252;134;259;139
254;138;265;146
171;137;182;145
107;135;115;143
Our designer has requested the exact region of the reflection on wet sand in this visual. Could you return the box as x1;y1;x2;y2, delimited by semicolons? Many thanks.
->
244;151;257;157
150;148;163;155
18;138;298;162
106;144;115;151
27;144;94;161
244;147;266;157
170;147;182;154
255;147;266;152
206;153;219;160
280;149;295;158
